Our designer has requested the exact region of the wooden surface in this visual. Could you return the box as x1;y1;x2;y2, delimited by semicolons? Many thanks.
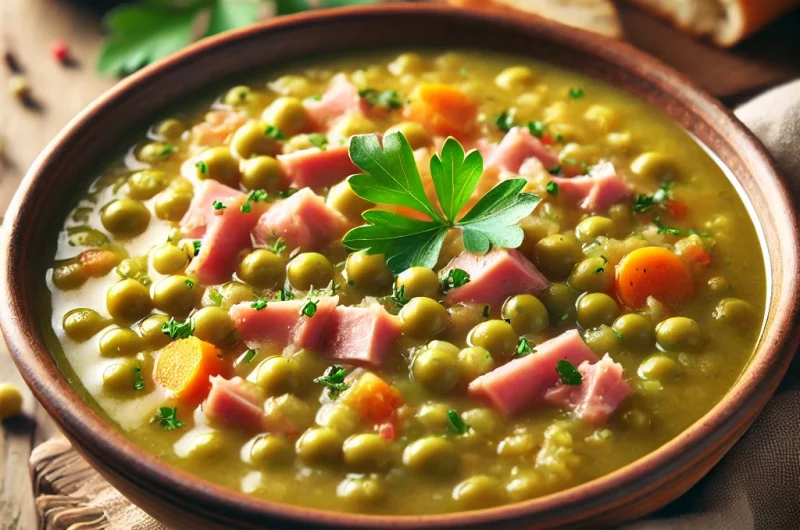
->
0;0;798;528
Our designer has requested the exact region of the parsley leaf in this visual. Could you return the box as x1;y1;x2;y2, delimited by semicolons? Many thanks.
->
494;109;516;132
313;365;351;398
161;317;194;339
243;349;257;363
265;125;286;140
195;160;208;174
192;241;201;256
527;120;546;138
301;299;318;317
206;0;260;38
359;88;403;110
208;288;223;307
548;164;562;176
568;87;585;99
251;297;268;311
546;181;559;196
275;288;296;301
446;409;471;435
155;407;185;430
441;268;471;293
307;133;329;150
268;236;287;255
212;200;226;212
184;278;194;288
556;360;583;386
654;217;681;235
133;366;145;391
633;181;672;213
240;189;268;213
517;337;535;357
391;284;409;308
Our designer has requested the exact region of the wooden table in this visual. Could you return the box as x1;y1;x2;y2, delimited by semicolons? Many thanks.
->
0;0;798;526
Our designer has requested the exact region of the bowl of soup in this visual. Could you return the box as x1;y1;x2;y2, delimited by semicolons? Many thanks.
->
2;4;798;529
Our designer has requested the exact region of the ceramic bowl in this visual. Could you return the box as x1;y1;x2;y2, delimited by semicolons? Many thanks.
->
2;5;799;529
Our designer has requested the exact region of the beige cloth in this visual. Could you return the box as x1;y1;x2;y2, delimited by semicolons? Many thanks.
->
29;81;800;530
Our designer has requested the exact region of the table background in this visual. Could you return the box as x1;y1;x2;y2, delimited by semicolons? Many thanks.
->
1;0;799;526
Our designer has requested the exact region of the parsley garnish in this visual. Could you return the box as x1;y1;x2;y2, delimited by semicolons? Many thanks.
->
160;144;174;156
359;88;403;110
441;268;471;293
268;236;287;255
184;278;194;288
654;217;681;235
313;365;350;398
556;360;583;385
154;407;184;430
343;132;541;274
308;94;322;101
208;288;223;307
446;409;471;435
390;283;409;308
161;317;194;339
195;160;208;174
241;189;268;213
275;288;295;301
265;125;286;140
301;299;318;317
633;181;672;213
243;349;257;363
251;298;268;311
548;164;562;176
192;241;201;256
527;120;546;138
133;366;145;391
595;255;609;274
278;189;297;198
615;330;624;340
546;181;559;196
307;133;328;150
494;108;516;133
560;312;570;321
568;87;585;99
517;337;535;357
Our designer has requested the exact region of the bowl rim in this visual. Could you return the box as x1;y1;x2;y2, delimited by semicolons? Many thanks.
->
3;3;799;528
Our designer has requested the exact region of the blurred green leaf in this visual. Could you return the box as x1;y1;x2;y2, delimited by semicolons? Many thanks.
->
207;0;260;36
275;0;381;15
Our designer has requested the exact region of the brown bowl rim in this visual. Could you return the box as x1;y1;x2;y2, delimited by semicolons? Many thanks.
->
2;4;799;528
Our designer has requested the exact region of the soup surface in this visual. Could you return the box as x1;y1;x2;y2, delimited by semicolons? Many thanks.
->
45;50;766;515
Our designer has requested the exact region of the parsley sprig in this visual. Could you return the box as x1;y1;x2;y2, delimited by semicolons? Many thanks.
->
154;407;185;430
556;360;583;386
314;365;351;398
440;268;470;293
343;132;541;273
359;88;403;110
447;409;471;435
161;317;194;339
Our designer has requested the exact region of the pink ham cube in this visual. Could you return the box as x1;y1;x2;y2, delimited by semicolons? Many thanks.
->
205;376;266;433
229;297;339;353
278;144;359;191
544;354;631;426
180;180;245;238
484;127;559;174
444;249;549;309
468;330;598;416
186;194;266;285
304;73;366;129
252;187;348;252
551;162;632;213
320;305;402;368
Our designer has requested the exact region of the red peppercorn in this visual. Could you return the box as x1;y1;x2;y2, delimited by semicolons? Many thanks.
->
51;40;69;63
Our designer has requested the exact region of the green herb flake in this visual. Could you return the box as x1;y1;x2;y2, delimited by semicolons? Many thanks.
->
278;189;297;198
654;217;681;235
568;87;585;99
240;201;252;213
548;164;562;176
243;349;257;363
560;312;570;321
265;125;286;140
161;317;194;339
441;268;471;293
155;407;184;430
241;189;268;213
301;299;318;318
556;360;583;386
307;133;329;150
633;181;673;214
160;144;174;156
192;241;201;256
313;365;350;398
251;298;268;311
390;283;409;308
517;337;535;357
133;366;145;391
527;120;546;138
446;409;471;435
494;109;516;133
268;236;287;255
275;288;296;301
359;88;403;110
308;94;322;101
208;288;223;307
615;330;624;340
195;160;208;174
212;200;227;212
554;132;564;142
546;181;559;196
595;255;609;274
184;278;194;288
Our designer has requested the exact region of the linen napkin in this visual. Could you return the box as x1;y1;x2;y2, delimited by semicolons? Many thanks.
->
29;80;800;530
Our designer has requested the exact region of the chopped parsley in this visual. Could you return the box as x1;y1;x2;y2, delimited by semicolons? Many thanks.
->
359;88;403;110
154;407;184;430
301;299;318;317
243;349;257;363
241;189;268;213
265;125;286;140
192;241;201;256
527;120;546;138
654;217;681;235
446;409;471;435
313;365;350;398
275;288;296;301
556;360;583;386
161;317;194;339
195;160;208;174
160;144;175;156
614;330;624;340
133;366;145;391
546;181;559;196
494;108;516;133
440;268;471;293
595;255;609;274
307;133;328;150
391;284;409;307
251;298;268;311
548;164;562;176
560;312;570;321
212;200;227;212
568;87;584;99
184;278;194;288
517;337;535;357
268;236;287;255
308;94;322;101
278;189;297;198
208;288;223;307
633;181;672;213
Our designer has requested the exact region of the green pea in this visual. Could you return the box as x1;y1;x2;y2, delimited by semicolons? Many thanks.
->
411;344;461;393
254;356;304;397
290;347;328;383
343;433;392;471
330;113;377;139
52;260;87;291
184;431;226;460
211;281;254;309
461;407;500;437
151;275;198;318
535;234;582;279
194;147;240;187
414;402;451;432
223;85;251;106
192;307;236;347
153;190;192;222
316;403;362;437
712;298;757;330
402;437;458;476
100;199;151;238
506;472;549;502
447;303;485;337
107;279;153;323
467;320;517;361
67;227;108;248
271;75;313;98
501;294;549;334
99;328;143;357
568;256;614;293
576;293;619;329
612;314;654;351
327;181;373;219
262;97;310;137
400;297;450;339
295;427;343;465
241;156;285;192
385;122;431;150
136;314;171;350
231;121;281;159
575;216;614;243
452;475;507;510
656;317;704;352
250;434;293;467
336;475;387;507
630;152;681;181
638;355;678;381
540;283;579;320
263;394;313;434
344;251;392;293
583;325;621;356
286;253;333;291
282;134;315;153
154;118;185;139
608;203;632;233
497;433;536;458
457;347;494;383
623;408;652;432
102;358;140;393
395;267;440;299
137;142;173;164
388;52;426;75
151;243;188;275
62;308;111;342
237;249;285;289
126;170;168;200
495;66;536;90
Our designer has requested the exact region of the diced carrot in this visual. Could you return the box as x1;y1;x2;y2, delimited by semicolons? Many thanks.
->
154;337;223;404
667;200;687;218
540;134;556;146
78;249;122;278
616;247;693;309
403;83;477;139
681;244;712;267
342;372;404;425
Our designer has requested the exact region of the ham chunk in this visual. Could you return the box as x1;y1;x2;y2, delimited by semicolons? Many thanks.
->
468;330;598;416
230;297;339;352
205;376;265;433
191;110;248;147
551;162;632;212
278;145;358;191
304;73;365;128
444;249;549;309
186;194;266;285
180;180;245;238
252;187;348;251
321;305;402;367
544;354;631;426
484;127;559;174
